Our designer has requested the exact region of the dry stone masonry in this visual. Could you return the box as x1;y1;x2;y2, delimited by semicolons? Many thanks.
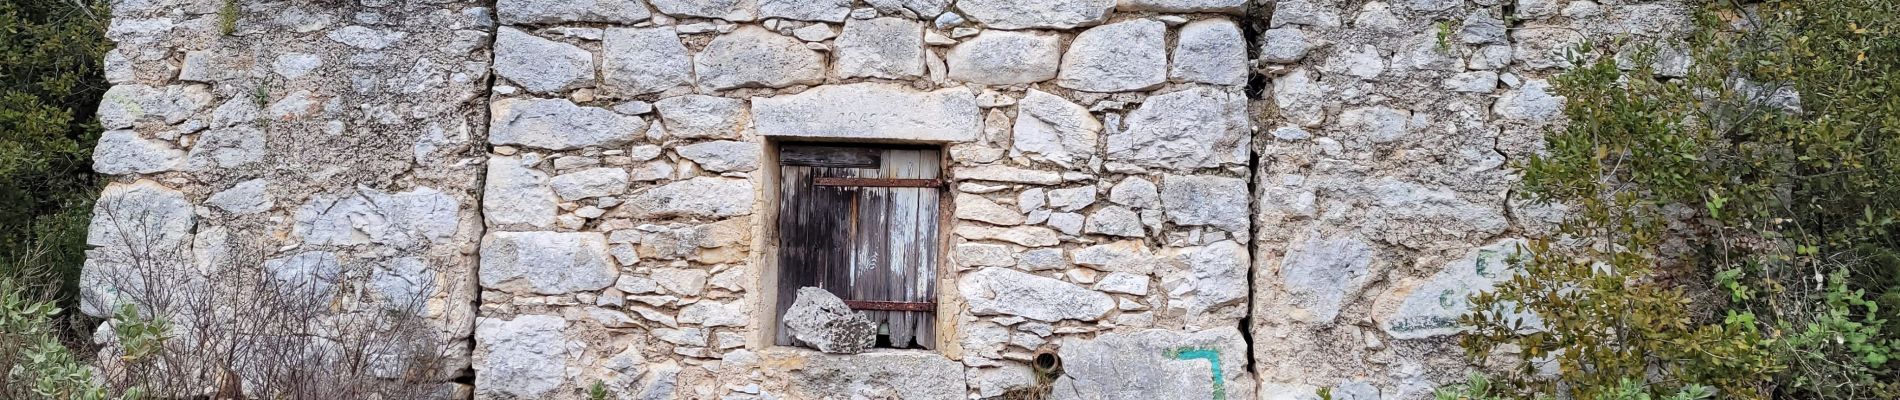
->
84;0;1690;398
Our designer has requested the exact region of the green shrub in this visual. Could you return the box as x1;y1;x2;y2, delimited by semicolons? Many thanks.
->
1456;0;1900;398
0;0;109;302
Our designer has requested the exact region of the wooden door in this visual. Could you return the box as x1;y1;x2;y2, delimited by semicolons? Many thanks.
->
774;144;941;349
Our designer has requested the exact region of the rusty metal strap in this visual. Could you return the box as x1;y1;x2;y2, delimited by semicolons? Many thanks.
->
814;177;944;188
843;300;937;312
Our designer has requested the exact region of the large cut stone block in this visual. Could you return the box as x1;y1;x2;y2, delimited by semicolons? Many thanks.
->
752;83;979;142
695;26;825;91
959;0;1114;29
474;315;570;398
490;98;645;150
1108;86;1251;170
479;231;618;295
498;0;652;24
602;27;693;96
1051;327;1256;400
1058;19;1167;92
494;28;595;94
945;30;1062;85
960;267;1113;322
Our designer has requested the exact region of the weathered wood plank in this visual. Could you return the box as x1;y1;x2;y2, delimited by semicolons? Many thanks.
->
813;177;944;188
780;145;880;168
911;151;942;349
843;300;936;312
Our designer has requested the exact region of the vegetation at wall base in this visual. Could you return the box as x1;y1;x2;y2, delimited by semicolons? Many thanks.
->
0;0;109;303
1451;0;1900;398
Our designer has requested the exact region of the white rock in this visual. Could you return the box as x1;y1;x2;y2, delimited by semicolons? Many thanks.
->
1517;0;1559;19
491;98;645;150
649;0;758;21
273;53;322;79
675;140;761;172
1443;71;1499;93
695;26;825;90
184;126;264;170
1092;271;1149;295
1072;240;1155;273
1159;175;1249;233
678;300;748;327
1324;44;1386;80
261;251;341;302
954;226;1061;247
958;0;1114;29
759;0;850;21
602;27;694;96
293;187;461;247
474;315;569;398
1108;86;1251;170
945;30;1061;85
480;232;618;294
97;84;212;130
1494;79;1565;126
867;0;949;17
1273;69;1326;127
1108;177;1159;208
651;268;709;296
1338;106;1414;143
1382;239;1534;339
326;25;407;49
1280;235;1375;323
1048;212;1084;235
1084;206;1144;237
654;95;749;139
494;27;595;94
1115;0;1244;13
92;130;183;175
781;287;877;353
960;267;1114;321
753;83;979;142
1017;248;1069;271
622;177;755;219
1045;186;1096;212
780;352;966;399
1057;19;1167;92
953;164;1060;185
1173;240;1249;324
955;243;1016;267
834;17;925;79
206;179;272;215
1260;28;1313;63
499;0;652;24
1271;0;1341;28
1011;90;1099;168
1170;19;1248;86
791;23;836;41
484;156;558;228
956;193;1025;225
550;167;631;200
1052;328;1254;400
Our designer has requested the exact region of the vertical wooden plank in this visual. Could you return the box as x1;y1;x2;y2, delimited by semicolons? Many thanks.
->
883;149;927;348
773;166;810;346
774;162;872;346
911;150;942;349
849;166;890;337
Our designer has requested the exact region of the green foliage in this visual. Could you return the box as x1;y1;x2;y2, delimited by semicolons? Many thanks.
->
1;273;139;400
1457;0;1900;398
0;0;109;304
588;381;609;400
1435;374;1715;400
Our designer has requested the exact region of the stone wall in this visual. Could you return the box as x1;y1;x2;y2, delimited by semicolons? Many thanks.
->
82;0;1692;398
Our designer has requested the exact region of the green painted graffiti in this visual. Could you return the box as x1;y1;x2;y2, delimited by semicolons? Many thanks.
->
1165;347;1225;400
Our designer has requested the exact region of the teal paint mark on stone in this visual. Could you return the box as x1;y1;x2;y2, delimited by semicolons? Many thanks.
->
1166;347;1226;400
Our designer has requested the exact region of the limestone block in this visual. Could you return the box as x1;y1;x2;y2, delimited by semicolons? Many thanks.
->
97;84;212;130
1260;28;1313;63
953;165;1060;185
1115;0;1245;13
1338;106;1415;144
1072;240;1156;274
834;17;926;79
1273;69;1326;127
1382;239;1535;339
80;180;194;317
494;27;595;94
602;27;693;96
620;177;755;219
675;140;761;172
649;0;758;20
490;98;645;150
184;126;264;170
960;267;1114;321
93;130;183;175
1494;79;1565;126
479;231;618;295
954;226;1060;247
262;251;342;303
483;156;558;228
958;0;1114;29
865;0;949;17
1012;90;1099;169
1092;271;1149;295
1158;176;1248;234
753;83;979;142
695;26;825;90
1173;240;1248;323
327;25;407;50
1084;206;1144;237
498;0;653;24
782;287;876;353
945;30;1061;85
206;179;272;215
550;167;631;200
1050;327;1255;400
956;193;1025;226
1109;177;1159;208
293;187;461;247
474;315;569;398
777;350;966;400
1279;235;1375;323
1170;19;1248;86
1018;248;1070;271
954;243;1016;267
678;300;747;327
1109;87;1251;170
1057;19;1167;92
654;95;749;140
760;0;851;21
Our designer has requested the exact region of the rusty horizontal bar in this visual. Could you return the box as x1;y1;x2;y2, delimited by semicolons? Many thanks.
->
814;177;944;188
844;300;937;312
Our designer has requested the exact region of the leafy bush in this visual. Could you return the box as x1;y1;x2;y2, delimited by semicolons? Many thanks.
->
0;0;108;304
1457;0;1900;398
